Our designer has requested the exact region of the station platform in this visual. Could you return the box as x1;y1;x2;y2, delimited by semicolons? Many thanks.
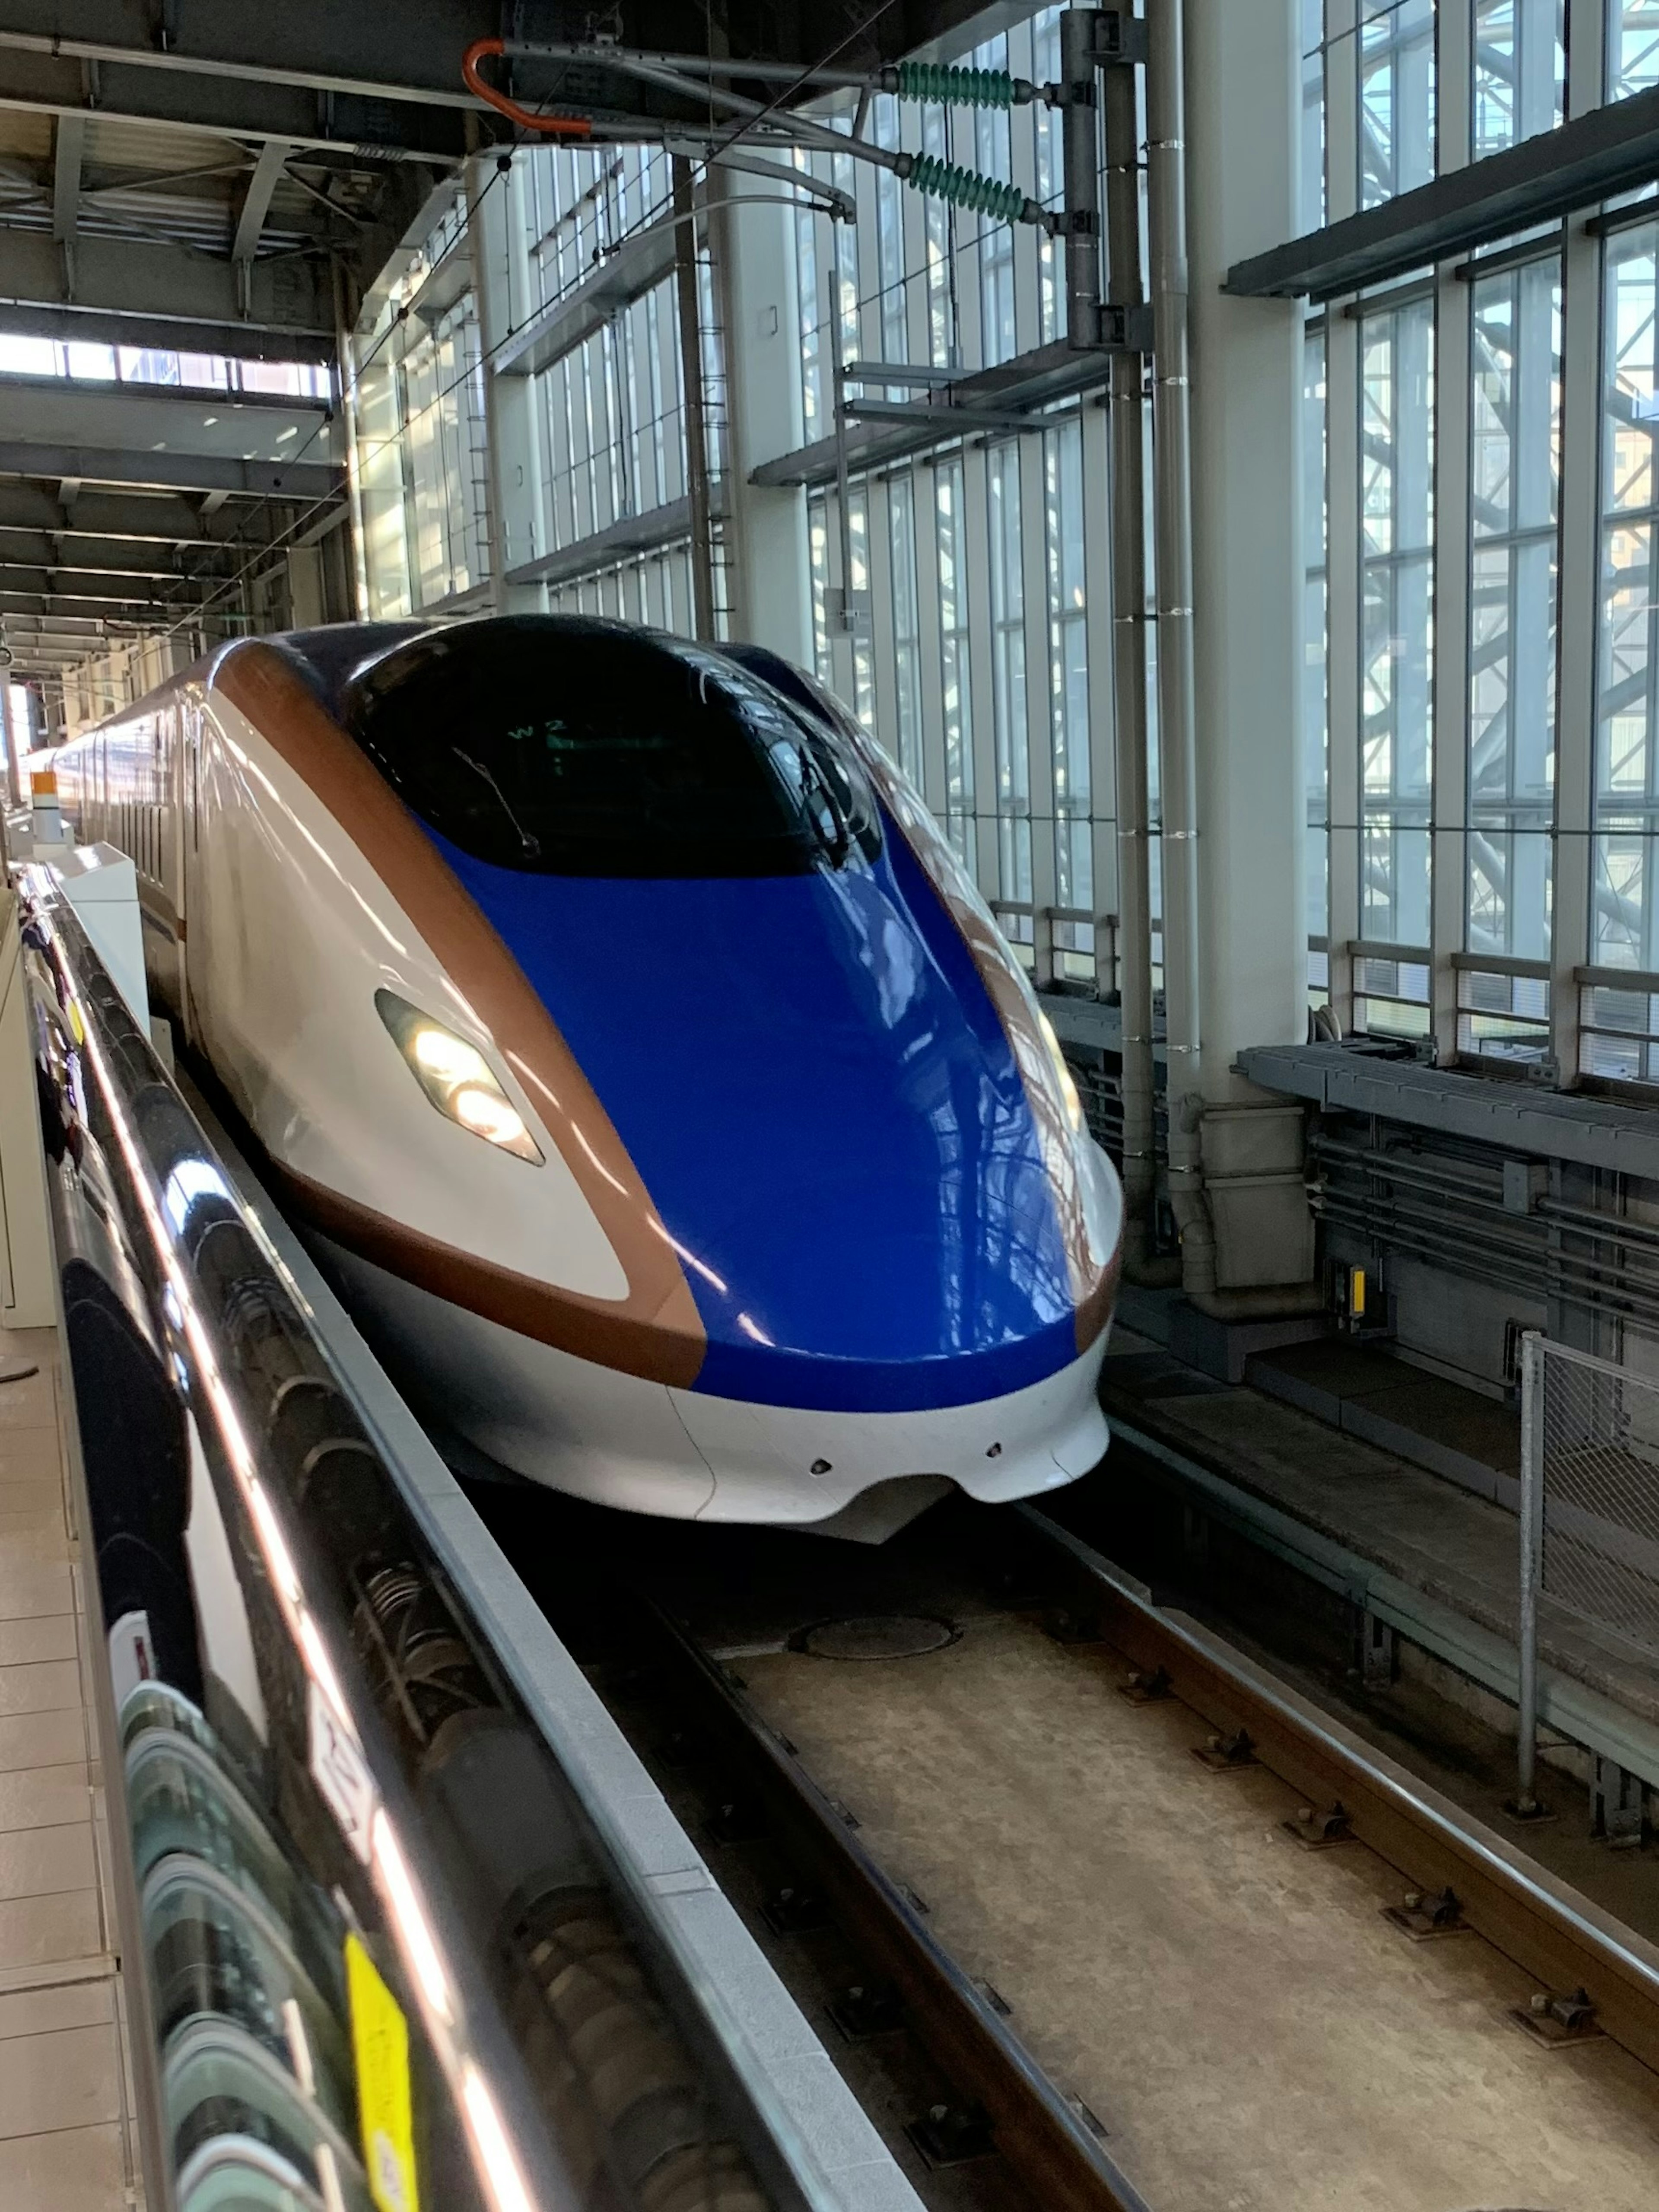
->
1094;1306;1659;1796
0;1320;141;2212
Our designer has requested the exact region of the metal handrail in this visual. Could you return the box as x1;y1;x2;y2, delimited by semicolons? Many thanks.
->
18;871;819;2212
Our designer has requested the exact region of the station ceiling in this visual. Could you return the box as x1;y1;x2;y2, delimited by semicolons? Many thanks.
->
0;1;996;676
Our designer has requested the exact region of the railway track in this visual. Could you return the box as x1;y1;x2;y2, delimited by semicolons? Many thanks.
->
1020;1505;1659;2075
636;1596;1152;2212
612;1501;1659;2212
184;1034;1659;2206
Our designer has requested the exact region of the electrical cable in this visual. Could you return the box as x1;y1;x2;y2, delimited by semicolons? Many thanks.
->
121;6;1019;659
462;38;593;138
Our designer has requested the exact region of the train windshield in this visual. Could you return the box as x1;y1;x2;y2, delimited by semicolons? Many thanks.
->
342;619;880;877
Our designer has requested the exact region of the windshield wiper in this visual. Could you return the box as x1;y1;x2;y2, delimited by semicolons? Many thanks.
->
455;749;542;859
796;744;852;867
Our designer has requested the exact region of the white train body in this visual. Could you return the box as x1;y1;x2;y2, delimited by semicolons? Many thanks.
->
53;620;1122;1537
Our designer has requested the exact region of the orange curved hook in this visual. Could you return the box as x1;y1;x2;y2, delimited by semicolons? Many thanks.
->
462;38;594;138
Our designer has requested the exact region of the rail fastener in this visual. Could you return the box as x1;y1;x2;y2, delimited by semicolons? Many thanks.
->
1383;1885;1472;1940
1513;1986;1608;2050
1020;1504;1659;2081
1191;1725;1259;1773
1284;1800;1355;1850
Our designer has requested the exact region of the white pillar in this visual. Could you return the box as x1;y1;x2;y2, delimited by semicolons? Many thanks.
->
713;181;814;662
0;681;19;808
286;545;325;628
1184;0;1307;1098
467;152;549;614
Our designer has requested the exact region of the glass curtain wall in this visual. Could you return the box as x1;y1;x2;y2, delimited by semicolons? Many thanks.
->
1472;0;1565;151
1608;0;1659;96
342;2;1118;994
353;147;731;631
1045;419;1092;964
1305;329;1330;974
1462;254;1560;1058
340;0;1659;1092
1592;223;1659;1074
782;5;1117;976
350;196;490;617
887;475;925;783
1303;0;1645;1084
1355;295;1435;1031
1358;0;1437;208
935;456;976;861
523;143;723;562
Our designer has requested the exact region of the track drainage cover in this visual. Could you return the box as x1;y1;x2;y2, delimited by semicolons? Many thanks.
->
798;1614;958;1661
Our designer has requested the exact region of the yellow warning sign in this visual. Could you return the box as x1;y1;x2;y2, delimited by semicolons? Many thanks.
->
346;1932;421;2212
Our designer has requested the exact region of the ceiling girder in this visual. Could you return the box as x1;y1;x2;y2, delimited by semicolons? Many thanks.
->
0;223;339;340
0;537;234;576
0;481;294;541
232;135;291;306
0;558;222;594
0;41;472;165
0;438;340;500
0;586;201;618
0;299;340;365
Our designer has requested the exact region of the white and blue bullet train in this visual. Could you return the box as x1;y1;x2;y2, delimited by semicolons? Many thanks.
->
51;617;1122;1537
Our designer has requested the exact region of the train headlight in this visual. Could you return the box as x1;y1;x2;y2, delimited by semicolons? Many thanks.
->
375;990;542;1163
1037;1009;1086;1136
411;1027;491;1086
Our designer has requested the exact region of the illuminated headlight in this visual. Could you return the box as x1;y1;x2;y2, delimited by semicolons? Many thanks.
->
375;990;542;1162
1037;1009;1086;1136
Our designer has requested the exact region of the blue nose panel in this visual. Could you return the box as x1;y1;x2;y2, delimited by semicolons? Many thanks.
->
424;818;1077;1411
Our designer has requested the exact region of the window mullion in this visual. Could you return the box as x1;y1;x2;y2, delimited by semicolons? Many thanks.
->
1552;220;1602;1080
1326;308;1363;1029
1434;270;1471;1062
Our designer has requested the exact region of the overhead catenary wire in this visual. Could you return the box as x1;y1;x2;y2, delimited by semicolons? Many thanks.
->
108;6;1046;664
129;53;832;647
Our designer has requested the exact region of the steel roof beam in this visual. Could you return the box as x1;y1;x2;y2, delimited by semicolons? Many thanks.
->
0;560;222;594
0;482;291;540
0;38;473;165
232;138;291;315
4;611;140;632
0;538;234;576
0;587;200;619
0;296;338;371
0;439;340;500
0;226;336;341
0;370;331;423
0;12;496;118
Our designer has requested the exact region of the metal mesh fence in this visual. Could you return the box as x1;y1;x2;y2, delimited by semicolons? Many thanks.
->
1534;1339;1659;1658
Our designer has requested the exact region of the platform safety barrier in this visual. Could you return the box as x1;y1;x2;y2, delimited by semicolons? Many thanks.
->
1518;1330;1659;1833
16;866;833;2212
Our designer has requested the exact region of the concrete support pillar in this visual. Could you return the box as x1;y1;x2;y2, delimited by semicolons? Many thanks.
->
467;152;549;614
713;180;814;662
1183;0;1307;1099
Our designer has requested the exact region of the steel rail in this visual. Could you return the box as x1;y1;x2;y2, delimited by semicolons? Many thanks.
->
1019;1506;1659;2077
640;1601;1154;2212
